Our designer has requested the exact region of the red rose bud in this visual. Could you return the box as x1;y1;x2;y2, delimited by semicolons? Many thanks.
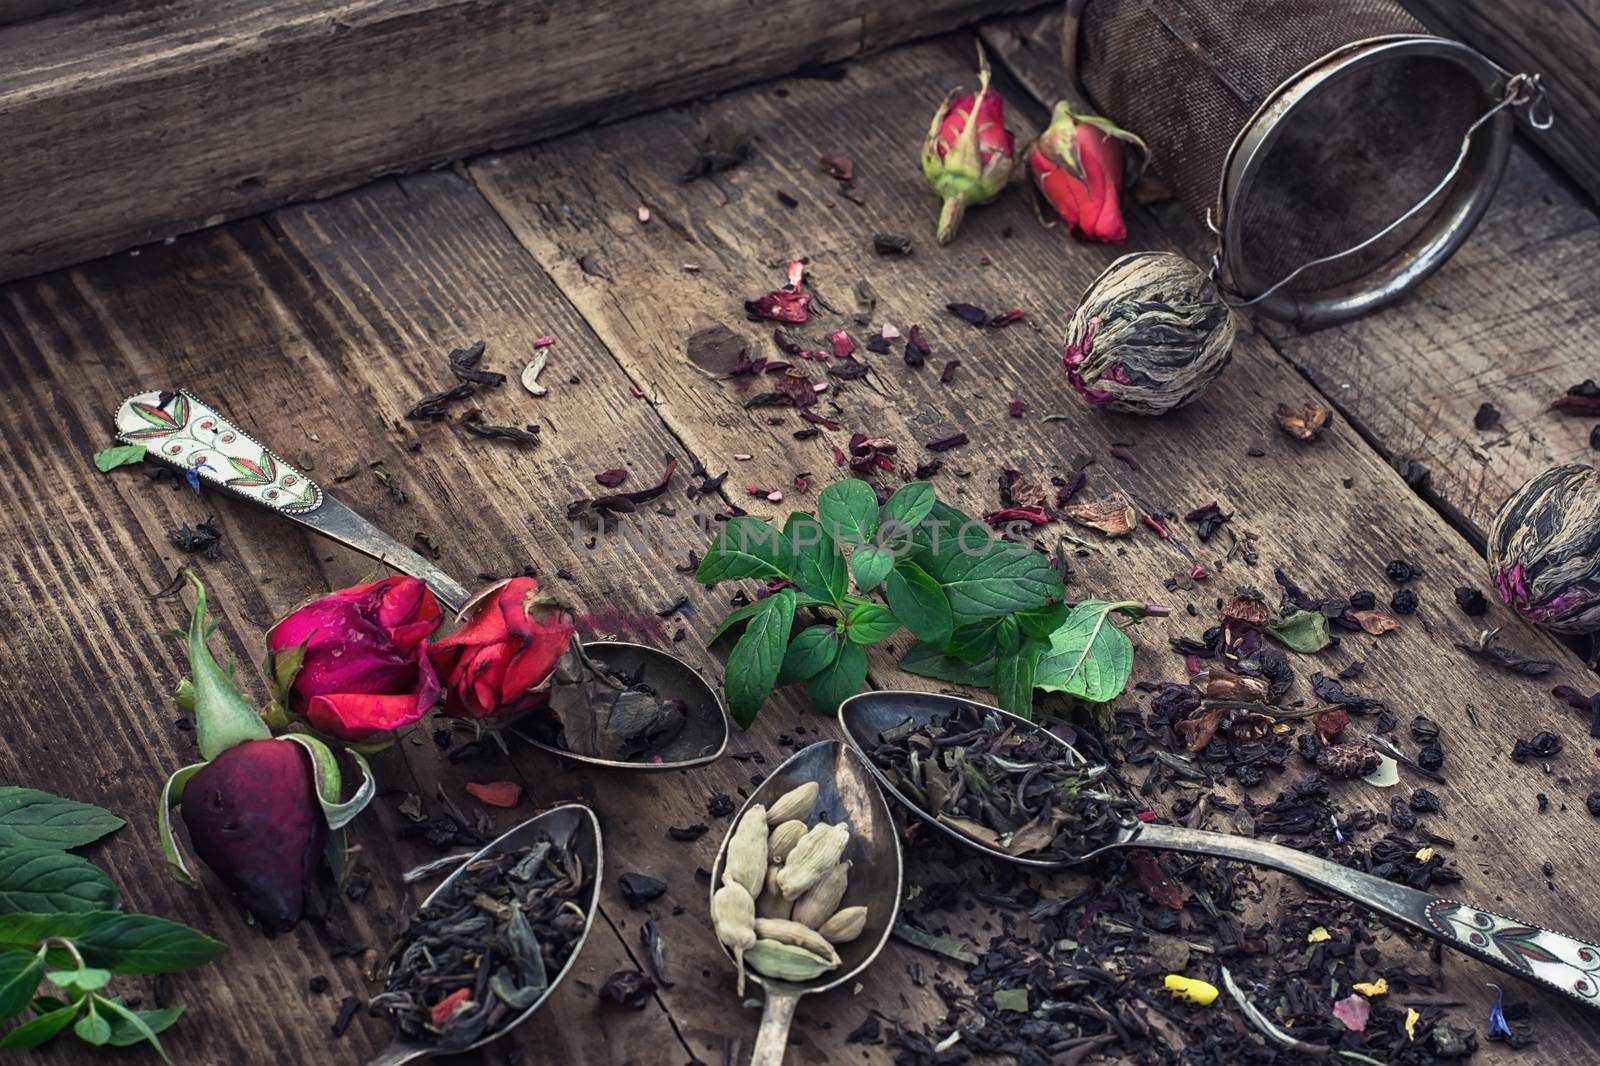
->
266;575;443;741
921;44;1015;244
1027;102;1146;243
428;577;578;720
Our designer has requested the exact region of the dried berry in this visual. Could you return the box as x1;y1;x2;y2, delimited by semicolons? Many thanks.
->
1385;559;1417;584
1348;590;1376;611
1410;716;1440;743
1061;252;1235;416
1389;587;1419;615
1417;743;1445;771
1454;586;1489;615
1588;792;1600;817
1389;798;1417;831
1409;789;1442;814
1474;402;1502;430
1315;741;1379;779
1487;463;1600;634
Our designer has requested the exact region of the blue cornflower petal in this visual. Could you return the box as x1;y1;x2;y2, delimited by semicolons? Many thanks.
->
1487;983;1512;1038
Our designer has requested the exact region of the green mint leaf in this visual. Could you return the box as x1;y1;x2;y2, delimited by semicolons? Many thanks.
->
994;643;1044;719
0;912;119;949
72;914;228;975
1015;603;1071;641
45;968;111;993
723;590;796;728
848;546;896;594
934;546;1064;626
73;1009;111;1046
0;848;118;914
94;995;174;1065
695;516;795;584
906;500;981;578
783;513;847;605
884;562;953;645
816;480;878;547
898;642;996;687
845;603;900;645
0;999;81;1050
0;789;123;851
883;481;936;532
804;641;867;714
92;446;146;473
1034;600;1134;702
0;949;44;1020
1265;610;1332;653
778;625;841;685
102;1001;183;1047
946;617;1005;662
996;616;1021;653
707;599;766;646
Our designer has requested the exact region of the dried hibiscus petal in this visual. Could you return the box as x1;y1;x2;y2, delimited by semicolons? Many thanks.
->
924;432;969;452
746;289;812;323
1551;379;1600;416
947;302;988;327
1127;848;1184;910
1276;401;1331;441
1061;494;1135;537
465;781;523;808
595;468;629;488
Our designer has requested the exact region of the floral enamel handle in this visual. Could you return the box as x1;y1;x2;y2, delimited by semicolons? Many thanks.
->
114;389;469;612
1135;823;1600;1009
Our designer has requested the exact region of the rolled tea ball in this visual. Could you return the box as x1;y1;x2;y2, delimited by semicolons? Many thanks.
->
1487;463;1600;634
1062;252;1235;415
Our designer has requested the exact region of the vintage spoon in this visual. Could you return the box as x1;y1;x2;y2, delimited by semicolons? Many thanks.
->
367;802;603;1066
709;741;903;1066
113;389;729;768
841;690;1600;1012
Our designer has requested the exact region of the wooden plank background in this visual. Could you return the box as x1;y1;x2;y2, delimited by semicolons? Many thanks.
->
0;20;1598;1066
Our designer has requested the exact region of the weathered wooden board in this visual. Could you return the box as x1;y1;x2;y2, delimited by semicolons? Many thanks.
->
470;33;1600;1060
0;0;1041;286
1401;0;1600;204
982;7;1600;547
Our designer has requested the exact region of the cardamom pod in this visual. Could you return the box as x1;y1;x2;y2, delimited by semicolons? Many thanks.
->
756;864;792;921
722;803;768;898
754;917;841;964
817;905;867;944
778;823;849;900
792;860;851;929
744;938;838;982
765;781;820;825
711;883;757;996
767;820;807;864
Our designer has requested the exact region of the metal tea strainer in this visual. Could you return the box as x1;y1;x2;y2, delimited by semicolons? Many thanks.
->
1063;0;1553;326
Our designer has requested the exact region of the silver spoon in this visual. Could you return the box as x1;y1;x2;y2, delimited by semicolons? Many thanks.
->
366;803;603;1065
113;389;728;767
840;690;1600;1013
709;741;903;1066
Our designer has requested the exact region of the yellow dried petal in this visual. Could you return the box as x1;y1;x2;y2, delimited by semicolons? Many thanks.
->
1307;927;1331;943
1353;977;1389;997
1163;974;1218;1006
1415;847;1435;863
1405;1007;1421;1040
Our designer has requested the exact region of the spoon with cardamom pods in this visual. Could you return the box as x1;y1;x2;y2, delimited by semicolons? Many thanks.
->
841;690;1600;1013
708;740;903;1065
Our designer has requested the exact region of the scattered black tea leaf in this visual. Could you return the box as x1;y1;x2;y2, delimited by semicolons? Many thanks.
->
1510;731;1562;763
1474;402;1502;430
406;382;475;421
946;302;988;327
682;126;752;182
618;873;667;909
170;516;222;560
873;234;913;256
640;919;672;987
601;969;656;1009
1455;629;1554;677
532;638;688;762
459;410;540;445
448;340;505;387
924;432;968;453
667;824;708;842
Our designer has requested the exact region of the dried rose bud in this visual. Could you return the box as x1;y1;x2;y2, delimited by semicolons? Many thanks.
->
1062;253;1235;416
1316;740;1380;779
1027;102;1145;243
1487;463;1600;634
921;44;1015;244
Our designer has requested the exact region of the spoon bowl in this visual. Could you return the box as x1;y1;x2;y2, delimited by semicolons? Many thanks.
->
710;740;902;1064
513;641;729;770
366;803;603;1066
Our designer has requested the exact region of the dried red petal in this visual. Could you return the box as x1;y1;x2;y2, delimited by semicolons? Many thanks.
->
1127;848;1184;910
802;411;842;431
1175;707;1226;752
1313;708;1349;742
940;361;961;384
983;507;1054;529
830;331;856;359
595;468;628;488
819;155;854;181
465;781;523;808
989;309;1026;328
746;289;812;323
1221;592;1271;628
924;432;969;452
431;986;473;1028
1008;399;1026;418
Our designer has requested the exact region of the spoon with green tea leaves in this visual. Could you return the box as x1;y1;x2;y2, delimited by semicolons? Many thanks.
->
365;803;601;1065
709;741;903;1065
111;389;728;769
841;691;1600;1013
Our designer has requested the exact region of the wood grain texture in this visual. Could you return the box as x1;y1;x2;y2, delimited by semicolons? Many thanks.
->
0;0;1040;285
1400;0;1600;204
983;6;1600;547
471;33;1600;1061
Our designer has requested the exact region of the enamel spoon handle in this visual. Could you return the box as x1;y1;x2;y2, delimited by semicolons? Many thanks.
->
1136;822;1600;1009
748;989;800;1066
114;388;469;612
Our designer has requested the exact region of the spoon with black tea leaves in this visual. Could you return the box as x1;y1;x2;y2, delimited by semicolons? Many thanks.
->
709;741;903;1065
841;690;1600;1013
366;803;602;1066
112;389;728;769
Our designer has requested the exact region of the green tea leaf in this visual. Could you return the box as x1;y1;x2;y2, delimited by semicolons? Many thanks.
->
0;849;118;914
72;915;228;974
1034;600;1134;702
783;513;847;605
0;1000;80;1049
92;446;146;472
103;1002;182;1047
898;642;996;686
883;481;936;531
816;480;878;547
994;642;1045;719
0;949;44;1019
845;603;900;645
935;547;1063;625
73;1009;111;1046
884;562;953;645
0;789;123;851
778;625;841;685
723;590;796;728
804;642;868;714
696;516;795;584
1265;610;1332;653
94;996;173;1065
848;546;895;594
